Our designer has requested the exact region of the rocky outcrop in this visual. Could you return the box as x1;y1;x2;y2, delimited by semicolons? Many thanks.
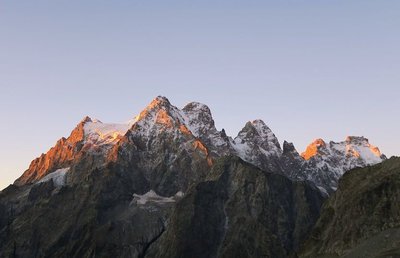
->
147;156;325;258
300;157;400;257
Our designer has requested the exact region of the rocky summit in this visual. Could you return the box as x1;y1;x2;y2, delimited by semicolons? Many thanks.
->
0;96;390;258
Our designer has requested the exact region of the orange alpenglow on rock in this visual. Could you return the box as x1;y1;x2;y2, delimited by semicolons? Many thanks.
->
301;138;326;160
135;96;170;123
155;110;174;127
193;139;213;166
369;145;383;157
193;140;209;156
179;124;192;135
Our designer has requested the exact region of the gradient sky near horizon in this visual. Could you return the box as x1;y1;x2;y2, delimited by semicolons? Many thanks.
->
1;0;399;190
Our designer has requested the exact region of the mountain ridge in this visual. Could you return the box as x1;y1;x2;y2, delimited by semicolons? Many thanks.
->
12;96;385;194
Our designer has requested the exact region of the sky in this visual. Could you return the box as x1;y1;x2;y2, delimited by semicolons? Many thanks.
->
0;0;399;190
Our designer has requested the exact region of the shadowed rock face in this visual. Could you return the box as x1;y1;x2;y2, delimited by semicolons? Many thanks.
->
0;161;177;258
0;156;324;258
147;157;325;258
300;157;400;258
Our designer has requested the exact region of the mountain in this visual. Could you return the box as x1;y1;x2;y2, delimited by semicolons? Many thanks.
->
0;96;388;257
300;157;400;257
297;136;386;193
12;96;385;193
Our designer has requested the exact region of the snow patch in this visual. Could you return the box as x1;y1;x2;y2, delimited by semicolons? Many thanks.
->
317;186;329;196
37;168;70;187
84;120;130;145
132;190;184;205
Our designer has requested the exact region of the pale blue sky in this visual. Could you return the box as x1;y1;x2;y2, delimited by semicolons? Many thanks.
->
1;0;399;189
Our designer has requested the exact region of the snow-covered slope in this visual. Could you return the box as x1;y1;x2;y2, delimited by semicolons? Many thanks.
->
37;167;70;187
83;118;131;147
182;102;234;156
232;120;283;172
299;136;386;192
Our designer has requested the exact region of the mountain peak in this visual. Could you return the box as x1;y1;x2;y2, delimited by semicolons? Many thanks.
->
182;102;214;137
183;102;211;113
251;119;266;126
147;96;171;109
343;136;385;161
345;136;368;144
239;120;277;142
80;116;93;124
301;138;327;160
312;138;327;146
134;96;174;123
283;141;298;154
301;136;386;191
249;120;276;138
233;119;282;168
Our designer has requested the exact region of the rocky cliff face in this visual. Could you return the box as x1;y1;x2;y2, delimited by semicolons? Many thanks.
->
147;156;325;258
14;117;88;186
300;157;400;258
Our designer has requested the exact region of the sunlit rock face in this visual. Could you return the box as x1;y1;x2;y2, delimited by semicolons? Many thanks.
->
302;138;327;160
14;118;87;185
299;136;386;193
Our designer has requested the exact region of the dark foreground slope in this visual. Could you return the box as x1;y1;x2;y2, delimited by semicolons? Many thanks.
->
0;156;324;258
0;163;174;258
300;157;400;258
147;156;324;258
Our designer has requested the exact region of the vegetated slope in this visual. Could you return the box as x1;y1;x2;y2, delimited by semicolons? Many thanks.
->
300;157;400;258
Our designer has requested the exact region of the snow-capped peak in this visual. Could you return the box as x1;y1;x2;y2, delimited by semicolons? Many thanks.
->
130;96;189;136
233;120;282;169
234;120;281;152
341;136;385;163
300;136;387;192
250;120;281;148
181;101;233;155
182;102;215;137
302;136;384;164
